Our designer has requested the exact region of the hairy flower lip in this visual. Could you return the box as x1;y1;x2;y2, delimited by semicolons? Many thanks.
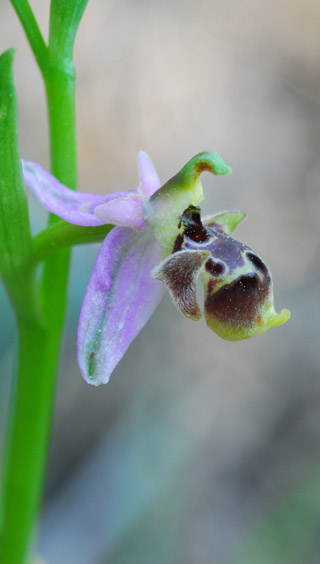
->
152;203;290;341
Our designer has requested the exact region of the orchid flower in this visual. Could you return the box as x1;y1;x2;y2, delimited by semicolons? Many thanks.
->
23;152;290;385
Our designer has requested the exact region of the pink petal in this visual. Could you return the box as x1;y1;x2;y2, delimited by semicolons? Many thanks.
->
94;194;146;230
77;227;164;385
22;160;132;226
137;151;161;197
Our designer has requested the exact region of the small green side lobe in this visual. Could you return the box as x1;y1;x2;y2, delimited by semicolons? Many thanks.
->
149;152;232;256
204;210;246;234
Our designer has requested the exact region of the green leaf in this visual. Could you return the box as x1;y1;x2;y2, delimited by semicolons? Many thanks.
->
0;49;42;324
0;49;33;279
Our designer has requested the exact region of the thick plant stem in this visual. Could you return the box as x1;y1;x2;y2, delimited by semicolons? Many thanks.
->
1;2;88;561
41;64;77;326
45;65;77;189
0;323;56;564
1;38;78;564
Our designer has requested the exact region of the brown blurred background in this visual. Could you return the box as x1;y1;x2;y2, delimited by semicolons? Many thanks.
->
1;1;320;563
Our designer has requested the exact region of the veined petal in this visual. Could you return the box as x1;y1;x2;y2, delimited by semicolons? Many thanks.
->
94;194;146;230
22;160;132;226
137;150;161;197
77;227;164;385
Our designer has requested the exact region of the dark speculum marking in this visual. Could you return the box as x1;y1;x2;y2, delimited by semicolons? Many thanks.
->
182;206;208;243
205;258;225;276
184;224;208;242
172;233;184;253
205;273;270;326
207;279;216;294
181;206;202;226
204;230;246;273
247;252;268;274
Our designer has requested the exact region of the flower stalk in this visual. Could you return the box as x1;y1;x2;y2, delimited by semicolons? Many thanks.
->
32;221;113;263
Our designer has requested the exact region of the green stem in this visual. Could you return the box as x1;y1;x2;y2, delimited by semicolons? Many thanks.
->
40;64;77;329
33;221;113;263
0;323;55;564
1;3;87;562
0;72;76;564
44;65;77;189
0;48;46;564
9;0;48;71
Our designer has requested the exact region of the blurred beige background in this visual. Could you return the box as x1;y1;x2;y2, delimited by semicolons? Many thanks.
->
1;1;320;563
